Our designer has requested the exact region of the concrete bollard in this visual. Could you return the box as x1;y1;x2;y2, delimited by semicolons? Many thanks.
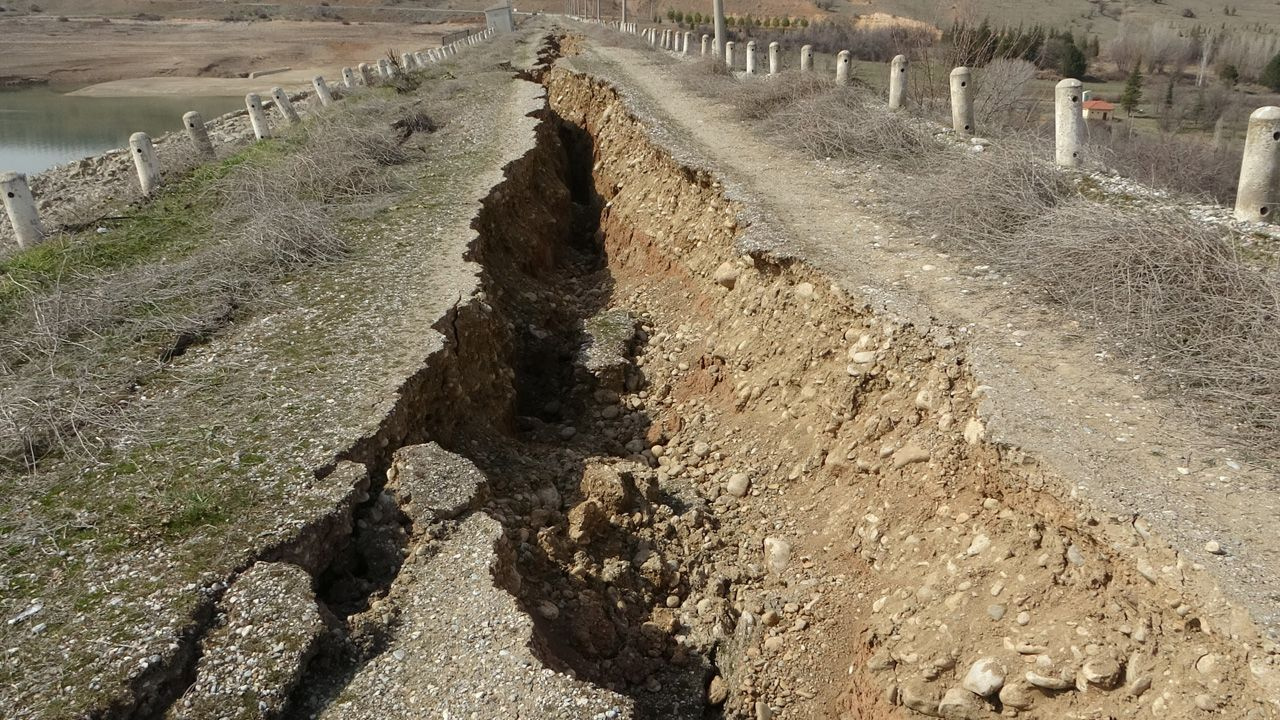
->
725;41;735;69
182;111;215;158
401;52;413;70
1054;78;1085;168
713;0;726;57
889;54;907;110
270;87;301;125
1234;106;1280;223
800;45;813;73
378;58;394;80
768;41;779;75
701;34;709;55
129;132;161;196
358;62;375;86
312;76;335;107
950;67;975;137
0;172;43;249
245;93;272;140
745;41;756;75
835;50;851;85
683;31;692;55
341;67;357;89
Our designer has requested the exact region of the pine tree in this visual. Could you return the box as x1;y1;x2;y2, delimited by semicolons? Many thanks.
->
1120;57;1144;115
1263;52;1280;91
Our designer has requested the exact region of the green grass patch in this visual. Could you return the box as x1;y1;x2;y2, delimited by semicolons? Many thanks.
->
0;140;289;318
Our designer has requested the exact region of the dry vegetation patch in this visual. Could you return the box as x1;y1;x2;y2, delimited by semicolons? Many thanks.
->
0;90;436;469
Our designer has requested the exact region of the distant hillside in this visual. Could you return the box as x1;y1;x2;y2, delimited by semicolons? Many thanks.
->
4;0;1274;40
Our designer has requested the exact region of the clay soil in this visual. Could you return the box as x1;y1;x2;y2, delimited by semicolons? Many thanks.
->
0;15;470;89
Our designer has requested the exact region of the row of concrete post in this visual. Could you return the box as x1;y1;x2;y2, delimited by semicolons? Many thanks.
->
614;19;1278;225
0;26;501;249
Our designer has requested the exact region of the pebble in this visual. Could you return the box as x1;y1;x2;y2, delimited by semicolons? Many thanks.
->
961;657;1005;696
1066;544;1085;566
1081;658;1120;688
965;534;990;556
692;441;710;458
938;686;981;718
1024;671;1072;690
1015;611;1030;626
726;473;751;497
559;426;577;439
1136;559;1158;583
707;675;729;705
763;537;792;574
713;261;740;289
892;444;930;469
900;681;941;716
998;680;1035;710
986;604;1006;620
1205;541;1225;555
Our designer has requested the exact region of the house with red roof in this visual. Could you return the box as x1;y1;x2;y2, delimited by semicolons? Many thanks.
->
1083;99;1116;122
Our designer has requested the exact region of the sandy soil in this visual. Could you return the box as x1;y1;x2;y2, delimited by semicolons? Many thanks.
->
0;15;474;91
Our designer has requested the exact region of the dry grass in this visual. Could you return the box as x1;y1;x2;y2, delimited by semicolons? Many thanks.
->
1086;128;1242;204
683;61;941;167
0;93;425;468
906;142;1280;442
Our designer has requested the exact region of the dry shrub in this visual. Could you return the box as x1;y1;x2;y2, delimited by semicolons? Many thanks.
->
767;87;943;166
724;73;829;121
1086;129;1242;204
1018;204;1280;437
907;138;1076;250
906;141;1280;441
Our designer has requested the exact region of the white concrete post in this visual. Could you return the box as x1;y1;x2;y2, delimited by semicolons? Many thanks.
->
701;34;709;55
1234;106;1280;223
768;41;779;75
245;93;272;140
836;50;851;85
889;54;907;110
684;31;692;55
182;111;215;158
0;172;43;249
342;67;357;89
712;0;726;58
358;63;375;86
950;67;975;137
270;87;301;125
313;76;335;107
725;41;735;69
745;41;756;75
401;52;413;70
1054;78;1085;168
800;45;813;73
378;58;394;80
129;132;161;196
621;0;626;25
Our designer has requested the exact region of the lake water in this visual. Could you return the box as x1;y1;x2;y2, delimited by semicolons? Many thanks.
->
0;87;243;176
